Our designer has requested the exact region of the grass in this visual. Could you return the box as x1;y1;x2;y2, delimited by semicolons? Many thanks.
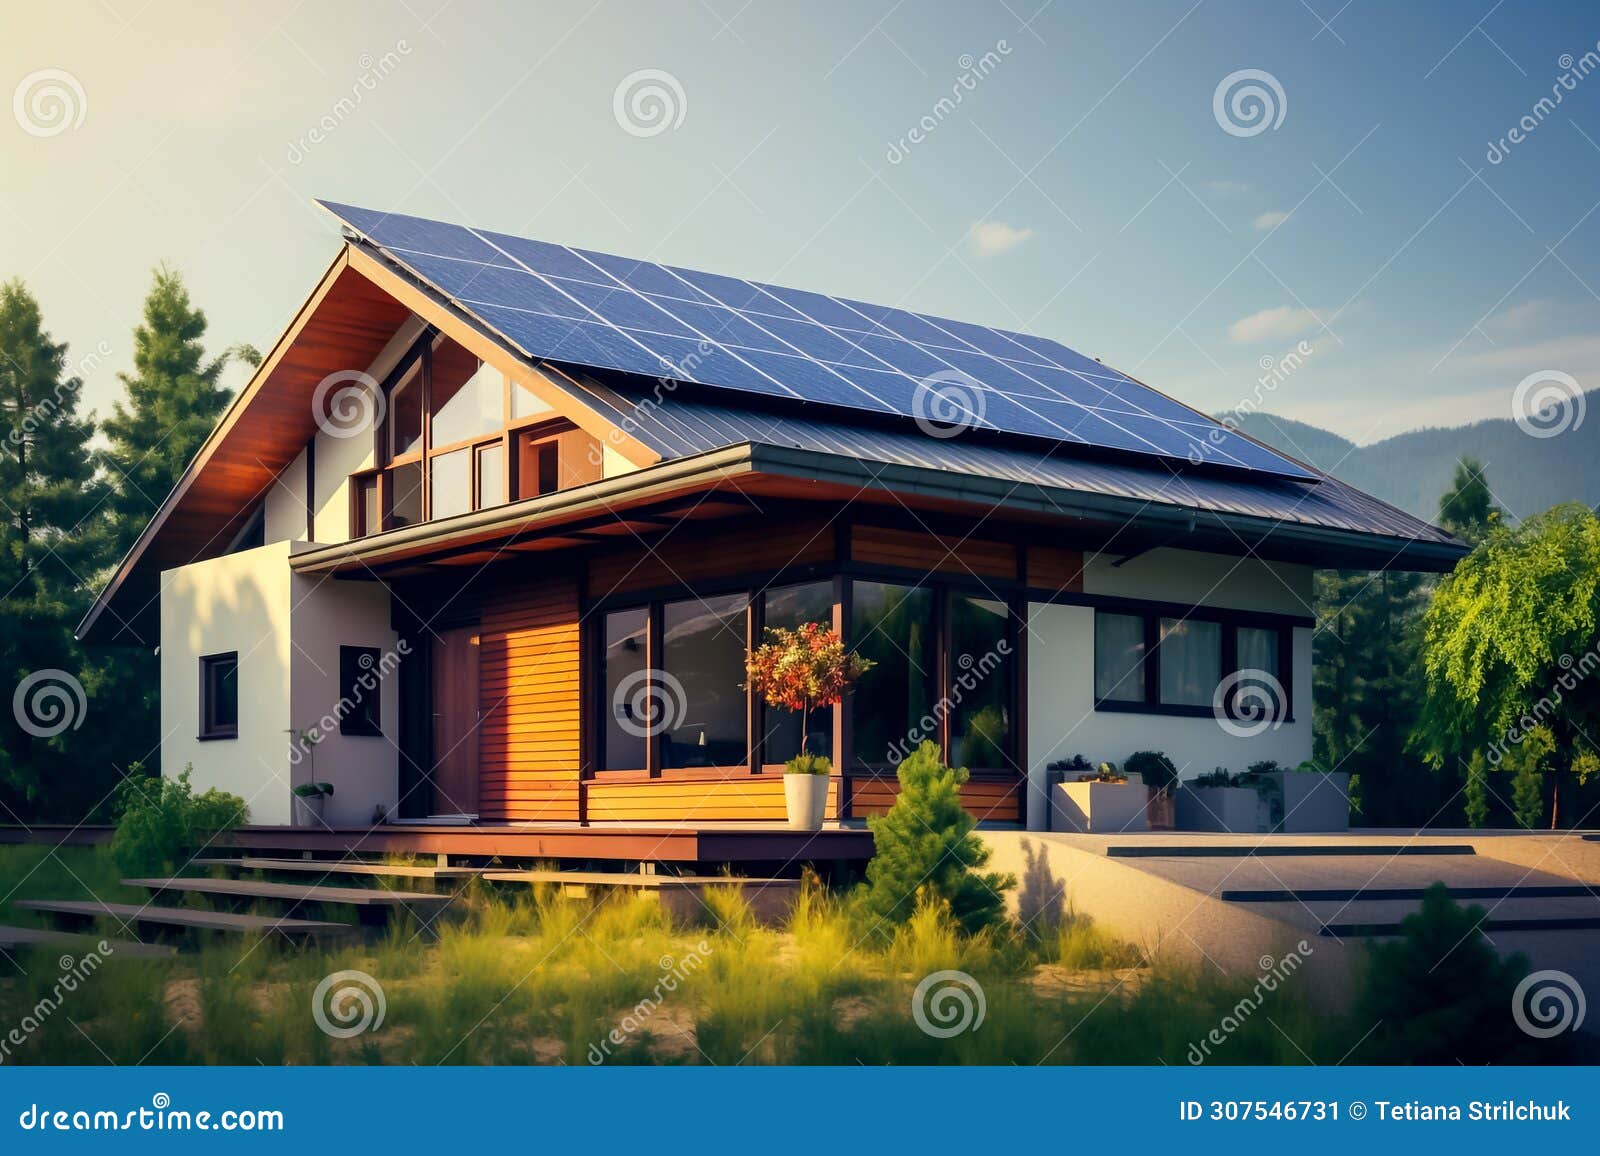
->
0;845;1568;1066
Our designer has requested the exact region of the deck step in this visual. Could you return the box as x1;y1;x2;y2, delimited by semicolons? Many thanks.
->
1321;915;1600;938
192;857;484;880
0;924;177;958
123;876;448;908
16;899;349;939
484;869;791;893
1224;883;1597;903
1105;843;1476;859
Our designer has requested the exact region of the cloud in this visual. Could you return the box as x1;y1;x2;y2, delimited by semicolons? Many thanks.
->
1252;210;1290;231
1207;179;1253;197
1227;304;1326;344
969;220;1034;257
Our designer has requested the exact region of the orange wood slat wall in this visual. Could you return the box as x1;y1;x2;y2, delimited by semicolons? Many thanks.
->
850;525;1018;580
848;777;1022;824
477;572;582;821
585;775;840;823
1024;545;1086;593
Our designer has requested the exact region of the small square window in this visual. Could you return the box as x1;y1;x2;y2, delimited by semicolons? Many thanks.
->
199;653;238;740
339;646;384;737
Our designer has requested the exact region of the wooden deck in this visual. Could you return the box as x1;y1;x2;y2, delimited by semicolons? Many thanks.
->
0;822;874;865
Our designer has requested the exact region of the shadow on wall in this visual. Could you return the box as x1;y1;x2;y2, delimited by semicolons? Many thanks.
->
1015;836;1066;933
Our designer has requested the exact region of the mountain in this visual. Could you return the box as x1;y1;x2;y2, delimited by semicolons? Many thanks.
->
1225;397;1600;524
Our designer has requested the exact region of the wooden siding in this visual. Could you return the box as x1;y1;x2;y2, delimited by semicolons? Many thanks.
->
1024;545;1085;593
847;775;1023;824
850;525;1018;581
585;775;839;823
477;572;582;821
587;516;833;598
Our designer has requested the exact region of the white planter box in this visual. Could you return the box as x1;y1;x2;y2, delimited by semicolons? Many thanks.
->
1269;771;1350;832
1175;786;1265;833
1051;781;1149;834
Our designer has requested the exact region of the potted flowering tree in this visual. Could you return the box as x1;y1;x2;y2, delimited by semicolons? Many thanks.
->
746;621;872;830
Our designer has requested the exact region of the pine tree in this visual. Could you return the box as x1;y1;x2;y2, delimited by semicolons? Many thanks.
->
1437;456;1500;546
0;280;114;815
100;266;238;556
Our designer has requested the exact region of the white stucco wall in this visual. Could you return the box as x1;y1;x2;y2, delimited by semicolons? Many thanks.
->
1025;548;1315;830
160;542;295;824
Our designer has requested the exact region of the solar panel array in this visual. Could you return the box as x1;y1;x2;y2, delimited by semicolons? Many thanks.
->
320;201;1316;482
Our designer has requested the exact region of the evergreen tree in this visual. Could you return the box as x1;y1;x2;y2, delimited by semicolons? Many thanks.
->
100;266;239;556
1437;456;1500;546
0;281;114;815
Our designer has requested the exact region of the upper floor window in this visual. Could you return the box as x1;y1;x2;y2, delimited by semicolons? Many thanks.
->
349;330;598;538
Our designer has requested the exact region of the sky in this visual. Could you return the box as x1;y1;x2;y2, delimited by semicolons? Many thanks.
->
3;0;1599;445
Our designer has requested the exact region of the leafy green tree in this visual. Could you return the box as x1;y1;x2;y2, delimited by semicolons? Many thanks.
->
856;741;1013;937
100;266;241;556
1415;503;1600;828
1437;456;1500;546
1463;750;1490;828
0;281;114;815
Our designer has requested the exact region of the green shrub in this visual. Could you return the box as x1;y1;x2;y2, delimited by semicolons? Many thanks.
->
1351;883;1558;1064
784;752;832;776
855;741;1013;938
110;764;248;876
1191;768;1237;789
1124;750;1177;791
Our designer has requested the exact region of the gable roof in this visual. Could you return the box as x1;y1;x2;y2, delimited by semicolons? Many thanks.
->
78;203;1466;645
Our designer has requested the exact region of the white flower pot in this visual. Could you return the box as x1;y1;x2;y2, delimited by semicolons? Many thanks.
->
293;793;326;828
783;773;829;830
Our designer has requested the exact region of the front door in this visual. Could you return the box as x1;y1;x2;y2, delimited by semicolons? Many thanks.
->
430;626;480;817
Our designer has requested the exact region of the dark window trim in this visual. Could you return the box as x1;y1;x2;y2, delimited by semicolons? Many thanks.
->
198;651;239;741
338;645;385;737
1091;604;1296;723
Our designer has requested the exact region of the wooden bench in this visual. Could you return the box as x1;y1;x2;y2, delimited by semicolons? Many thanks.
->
16;899;349;942
0;924;176;960
192;857;484;881
122;877;451;928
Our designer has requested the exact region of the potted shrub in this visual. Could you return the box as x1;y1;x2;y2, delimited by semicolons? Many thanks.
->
1049;758;1150;833
1175;767;1266;832
292;781;334;827
746;621;871;830
1125;749;1178;830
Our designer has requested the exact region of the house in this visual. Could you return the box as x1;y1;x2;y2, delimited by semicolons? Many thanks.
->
75;202;1466;833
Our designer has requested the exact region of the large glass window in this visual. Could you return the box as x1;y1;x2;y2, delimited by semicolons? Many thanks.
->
476;443;505;509
661;594;749;768
429;447;472;520
1237;625;1280;679
1158;618;1222;707
949;595;1014;770
601;608;649;770
760;581;835;764
1094;611;1146;703
388;460;423;528
387;357;423;459
430;340;503;446
850;582;936;767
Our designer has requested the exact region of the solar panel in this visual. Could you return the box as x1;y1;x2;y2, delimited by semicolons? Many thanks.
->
321;201;1316;482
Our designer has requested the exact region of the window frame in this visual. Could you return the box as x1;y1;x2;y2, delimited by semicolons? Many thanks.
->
198;651;239;741
338;645;385;738
1092;604;1294;722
